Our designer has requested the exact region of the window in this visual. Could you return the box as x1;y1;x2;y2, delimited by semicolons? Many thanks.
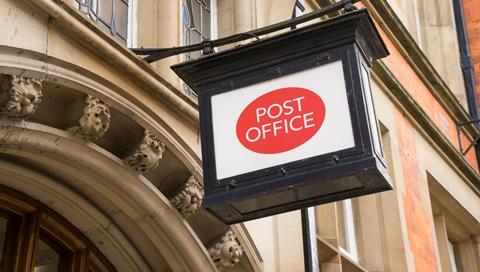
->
76;0;130;43
292;0;306;19
181;0;216;96
34;235;60;272
0;213;18;271
182;0;216;60
0;186;116;271
429;174;480;271
337;199;359;262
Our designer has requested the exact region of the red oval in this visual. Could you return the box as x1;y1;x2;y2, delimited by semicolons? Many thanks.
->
236;87;326;154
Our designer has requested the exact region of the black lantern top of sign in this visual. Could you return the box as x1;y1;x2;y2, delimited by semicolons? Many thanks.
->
172;9;388;91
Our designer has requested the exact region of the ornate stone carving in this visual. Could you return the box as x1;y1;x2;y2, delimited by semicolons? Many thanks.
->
68;95;111;141
0;75;43;118
125;130;165;173
170;175;204;218
209;229;243;271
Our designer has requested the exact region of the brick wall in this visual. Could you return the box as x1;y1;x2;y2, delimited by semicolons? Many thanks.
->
396;111;439;272
463;0;480;103
357;1;480;171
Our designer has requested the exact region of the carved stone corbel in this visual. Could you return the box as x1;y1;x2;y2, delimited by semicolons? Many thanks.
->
170;175;204;218
124;130;165;173
0;75;43;118
68;95;111;141
209;229;243;271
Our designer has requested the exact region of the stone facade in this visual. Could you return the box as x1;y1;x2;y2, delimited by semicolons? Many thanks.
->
0;0;480;271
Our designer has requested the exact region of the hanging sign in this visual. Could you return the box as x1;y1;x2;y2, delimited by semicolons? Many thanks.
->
172;9;392;224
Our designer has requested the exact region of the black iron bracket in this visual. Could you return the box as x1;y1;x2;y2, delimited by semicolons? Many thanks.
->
457;119;480;155
131;0;360;63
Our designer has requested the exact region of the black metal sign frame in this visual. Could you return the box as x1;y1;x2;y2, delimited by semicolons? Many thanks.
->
173;9;391;224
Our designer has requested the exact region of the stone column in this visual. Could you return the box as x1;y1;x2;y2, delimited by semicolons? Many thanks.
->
136;0;181;85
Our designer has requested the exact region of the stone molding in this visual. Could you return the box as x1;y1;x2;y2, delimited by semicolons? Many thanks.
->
364;0;479;139
28;0;199;124
170;175;204;218
0;75;43;118
68;95;111;141
372;62;480;193
209;229;243;271
125;130;165;173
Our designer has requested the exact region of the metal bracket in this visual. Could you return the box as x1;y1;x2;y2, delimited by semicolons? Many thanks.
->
131;0;360;63
343;0;358;13
457;119;480;155
460;56;474;70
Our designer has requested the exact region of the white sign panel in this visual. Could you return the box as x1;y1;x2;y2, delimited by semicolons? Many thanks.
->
211;61;354;179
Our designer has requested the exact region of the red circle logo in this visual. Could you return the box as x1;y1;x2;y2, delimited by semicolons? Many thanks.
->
236;87;326;154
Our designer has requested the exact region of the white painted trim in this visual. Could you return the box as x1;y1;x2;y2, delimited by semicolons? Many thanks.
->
447;240;458;272
180;0;185;46
339;199;359;262
211;0;218;40
127;0;138;48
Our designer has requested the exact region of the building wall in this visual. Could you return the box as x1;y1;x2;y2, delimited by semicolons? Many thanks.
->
244;0;480;271
1;0;480;271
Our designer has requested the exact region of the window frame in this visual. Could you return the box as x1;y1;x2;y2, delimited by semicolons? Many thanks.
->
75;0;133;44
127;0;137;48
447;239;459;272
292;0;306;19
0;185;116;272
181;0;217;96
181;0;217;57
338;199;359;262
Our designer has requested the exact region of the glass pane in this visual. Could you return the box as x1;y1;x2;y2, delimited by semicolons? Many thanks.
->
201;8;211;39
203;0;210;9
182;1;190;27
190;50;201;60
183;27;190;45
98;0;113;26
0;217;8;265
191;0;201;29
77;0;90;14
91;0;98;14
114;0;128;39
190;30;201;45
34;238;60;272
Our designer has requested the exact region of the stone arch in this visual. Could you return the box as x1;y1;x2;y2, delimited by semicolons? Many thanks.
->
0;45;220;270
0;124;215;271
0;47;203;176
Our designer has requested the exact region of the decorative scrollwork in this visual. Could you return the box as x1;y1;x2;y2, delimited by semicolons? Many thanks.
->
209;229;243;271
68;95;111;141
0;75;43;118
170;175;204;218
125;130;165;173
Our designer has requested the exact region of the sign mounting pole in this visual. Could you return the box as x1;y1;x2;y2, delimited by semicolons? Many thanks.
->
302;208;319;272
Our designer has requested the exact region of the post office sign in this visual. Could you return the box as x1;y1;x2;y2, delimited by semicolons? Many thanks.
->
172;9;392;224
